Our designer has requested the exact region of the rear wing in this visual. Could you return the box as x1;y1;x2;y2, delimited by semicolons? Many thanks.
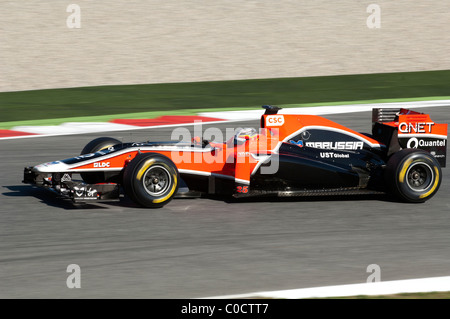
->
372;108;448;167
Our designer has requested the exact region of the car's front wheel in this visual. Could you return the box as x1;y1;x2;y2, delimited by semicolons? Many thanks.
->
123;153;179;208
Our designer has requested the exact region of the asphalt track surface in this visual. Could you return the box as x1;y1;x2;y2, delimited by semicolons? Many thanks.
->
1;107;449;299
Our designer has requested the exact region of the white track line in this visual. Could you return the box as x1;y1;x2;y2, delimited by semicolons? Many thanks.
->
206;276;450;299
0;120;234;140
199;99;450;120
2;100;449;141
12;122;138;135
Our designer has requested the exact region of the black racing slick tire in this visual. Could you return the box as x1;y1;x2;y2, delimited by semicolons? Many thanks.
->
80;137;121;184
385;149;442;203
123;153;179;208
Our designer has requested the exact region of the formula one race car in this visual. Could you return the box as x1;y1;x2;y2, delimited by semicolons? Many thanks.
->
23;105;447;207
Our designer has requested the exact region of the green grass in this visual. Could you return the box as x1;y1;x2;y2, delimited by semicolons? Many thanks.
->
1;70;449;129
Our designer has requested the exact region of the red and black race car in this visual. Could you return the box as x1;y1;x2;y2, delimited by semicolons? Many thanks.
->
23;105;447;207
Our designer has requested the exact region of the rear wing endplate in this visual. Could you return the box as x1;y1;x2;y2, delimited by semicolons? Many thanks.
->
372;108;447;167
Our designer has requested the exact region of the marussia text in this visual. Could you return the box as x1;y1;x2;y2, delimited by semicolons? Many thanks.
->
181;302;269;316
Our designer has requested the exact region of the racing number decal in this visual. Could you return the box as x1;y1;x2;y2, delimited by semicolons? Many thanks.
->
236;186;249;193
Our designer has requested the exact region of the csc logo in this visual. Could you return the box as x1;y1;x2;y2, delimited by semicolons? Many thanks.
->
266;115;284;127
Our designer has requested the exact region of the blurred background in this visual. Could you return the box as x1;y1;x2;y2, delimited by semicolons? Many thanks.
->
1;0;449;92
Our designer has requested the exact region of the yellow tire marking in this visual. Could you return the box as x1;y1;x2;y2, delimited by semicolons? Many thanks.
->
136;159;155;180
99;144;114;151
419;166;440;199
153;172;177;204
398;158;413;183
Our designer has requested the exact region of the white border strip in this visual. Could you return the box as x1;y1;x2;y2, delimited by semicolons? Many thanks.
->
0;120;232;141
199;100;450;120
399;133;448;139
35;145;215;173
2;100;449;140
206;276;450;299
279;125;384;149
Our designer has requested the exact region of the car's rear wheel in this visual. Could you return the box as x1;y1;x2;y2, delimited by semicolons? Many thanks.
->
80;137;121;184
385;149;441;203
123;153;179;208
